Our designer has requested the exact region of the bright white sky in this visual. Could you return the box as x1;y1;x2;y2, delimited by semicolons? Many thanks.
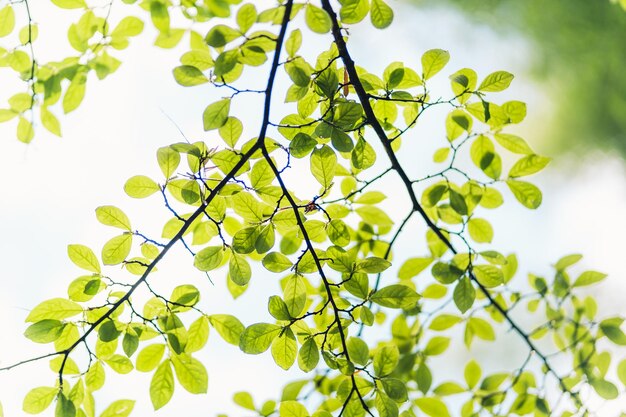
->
1;1;625;416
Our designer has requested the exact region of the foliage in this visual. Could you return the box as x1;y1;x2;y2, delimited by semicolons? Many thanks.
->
414;0;626;158
1;1;625;417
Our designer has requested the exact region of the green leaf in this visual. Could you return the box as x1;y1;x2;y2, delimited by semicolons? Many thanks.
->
590;378;618;400
271;328;297;370
423;336;450;355
124;175;160;198
310;145;337;189
181;50;214;71
279;401;308;417
283;274;307;317
194;246;224;271
63;73;87;114
102;234;132;265
209;314;244;345
205;24;241;47
149;1;169;32
268;296;292;321
150;360;174;410
422;49;450;80
617;359;626;386
203;99;230;131
472;265;503;288
240;323;281;354
171;354;208;394
219;117;243;147
55;393;76;417
506;180;542;209
17;117;34;143
429;314;463;331
0;6;15;37
285;29;302;57
229;253;252;286
305;4;331;34
26;298;82;322
467;218;493;243
600;318;626;345
464;360;481;389
356;257;391;273
237;4;257;32
370;0;394;29
105;354;134;374
346;337;369;366
298;338;319;372
41;107;62;136
509;154;551;178
156;146;180;178
24;320;65;343
373;345;399;376
494;133;534;154
289;133;317;158
67;244;100;273
100;399;135;417
352;137;377;170
453;277;475;313
371;285;420;309
51;0;86;9
263;252;293;273
573;271;607;287
398;257;432;280
110;16;144;37
381;378;408;402
415;397;451;417
173;65;208;86
136;344;166;372
23;386;58;414
233;392;255;410
478;71;514;92
375;392;398;417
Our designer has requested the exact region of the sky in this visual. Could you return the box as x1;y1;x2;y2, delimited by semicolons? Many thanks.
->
0;1;625;416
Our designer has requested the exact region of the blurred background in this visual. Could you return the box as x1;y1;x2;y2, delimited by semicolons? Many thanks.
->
0;1;625;416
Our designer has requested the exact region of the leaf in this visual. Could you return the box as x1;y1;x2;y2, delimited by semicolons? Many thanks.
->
590;378;618;400
17;117;34;143
422;49;450;80
26;298;82;322
41;107;61;136
373;345;399;376
24;320;65;343
415;397;451;417
453;277;475;313
203;99;230;131
271;328;297;370
23;386;58;414
310;145;337;189
136;344;166;372
398;257;432;280
509;154;551;178
472;265;503;288
0;6;15;37
356;257;391;273
150;360;174;410
124;175;159;198
240;323;281;354
229;253;252;286
102;234;132;265
263;252;293;273
171;354;208;394
370;0;394;29
467;218;493;243
371;285;420;309
100;400;135;417
298;338;319;372
209;315;244;345
67;244;100;273
156;146;180;178
506;180;542;209
173;65;208;86
305;4;331;34
280;401;308;417
194;246;224;271
346;337;369;366
55;393;76;417
573;271;607;287
478;71;514;92
600;318;626;345
51;0;86;9
233;392;255;410
110;16;144;37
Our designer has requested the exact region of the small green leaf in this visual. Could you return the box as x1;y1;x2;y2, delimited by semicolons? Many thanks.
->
100;399;135;417
453;277;475;313
136;344;166;372
373;345;399;377
422;49;450;80
509;154;551;178
150;360;174;410
67;244;100;273
23;386;58;414
467;218;493;243
54;393;76;417
305;4;331;34
173;65;208;86
415;397;451;417
370;0;394;29
0;6;15;37
239;323;281;354
310;145;337;189
171;354;208;394
271;328;297;370
573;271;607;287
156;146;180;178
24;320;65;343
478;71;514;92
298;338;319;372
506;180;542;209
203;99;230;131
371;285;420;309
194;246;224;271
124;175;160;198
209;314;244;345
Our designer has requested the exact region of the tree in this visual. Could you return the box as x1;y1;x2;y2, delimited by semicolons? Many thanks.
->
0;1;625;417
